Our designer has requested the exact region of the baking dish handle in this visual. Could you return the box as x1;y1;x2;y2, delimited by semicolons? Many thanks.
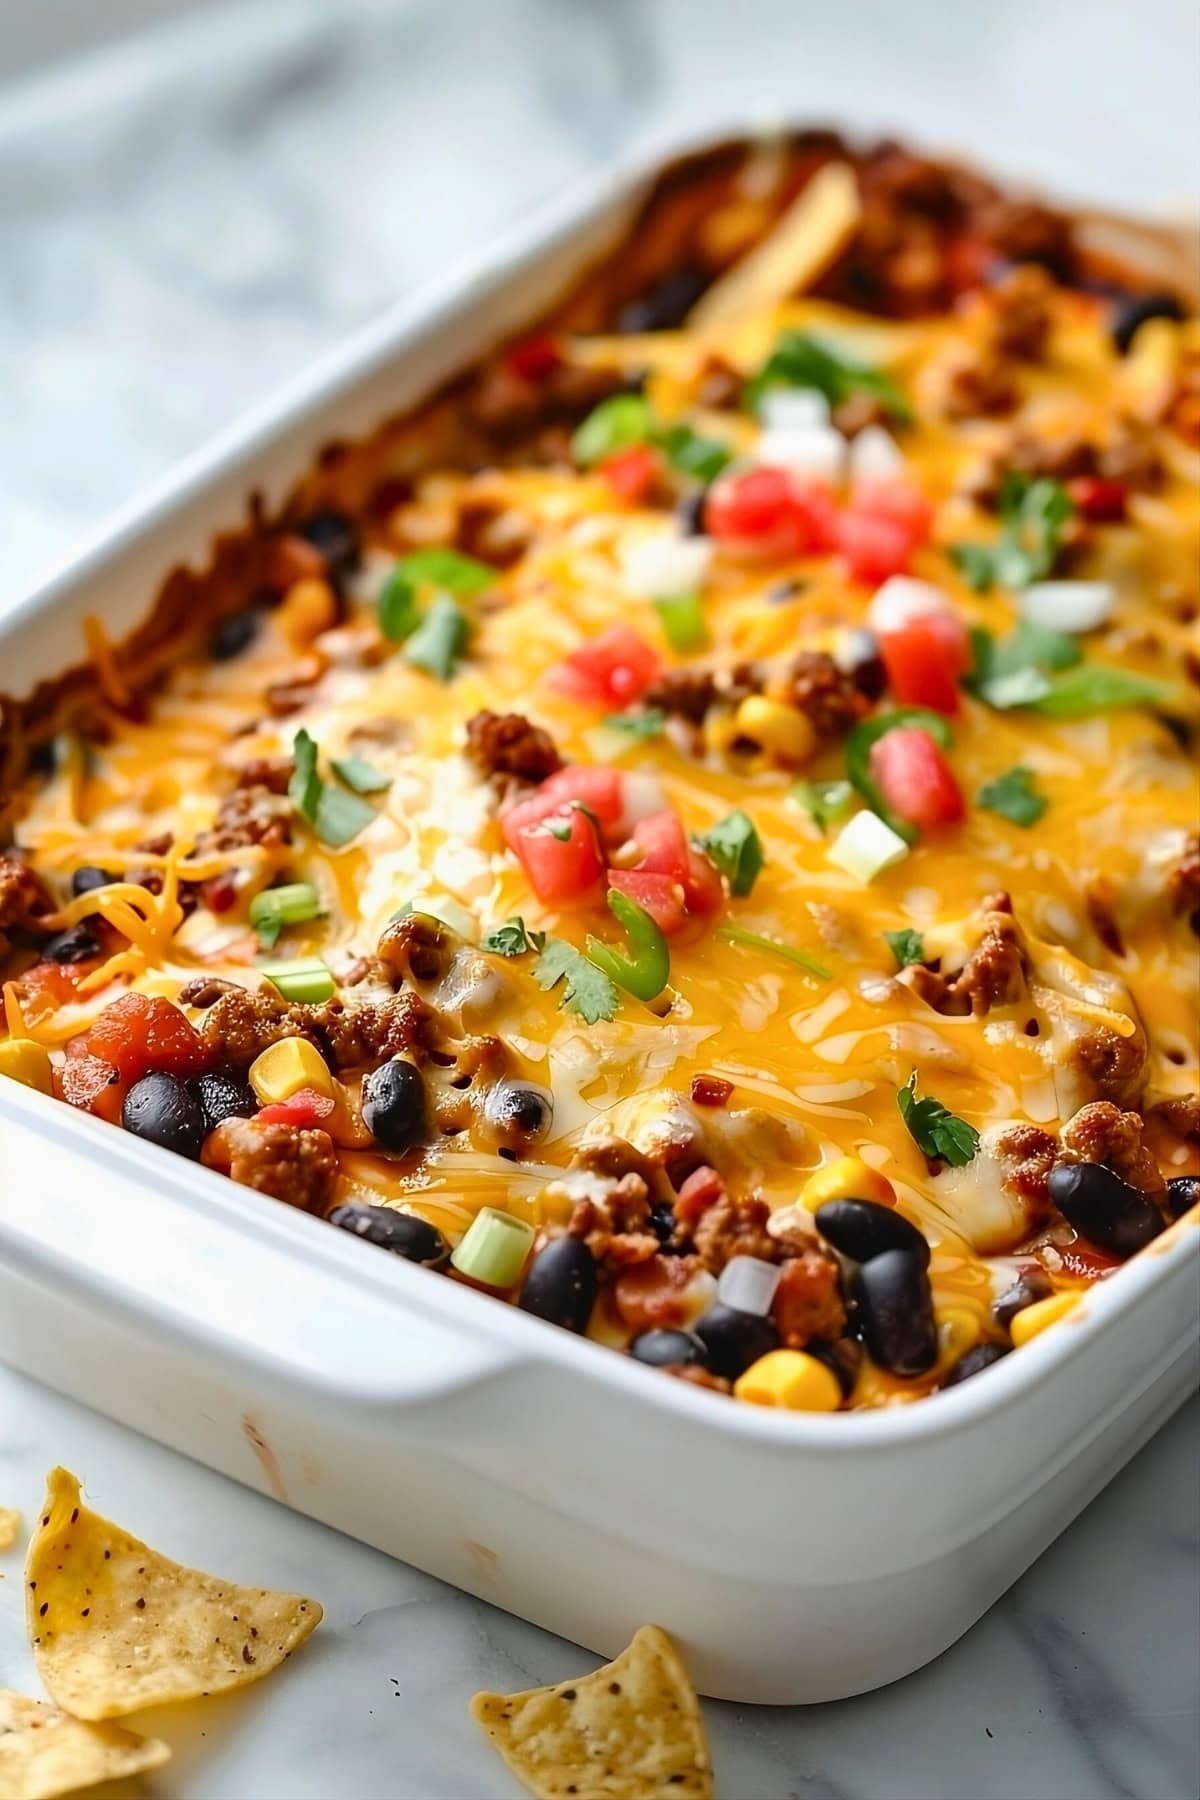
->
0;1094;520;1416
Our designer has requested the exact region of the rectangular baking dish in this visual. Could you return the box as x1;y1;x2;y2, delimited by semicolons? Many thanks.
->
1;127;1197;1705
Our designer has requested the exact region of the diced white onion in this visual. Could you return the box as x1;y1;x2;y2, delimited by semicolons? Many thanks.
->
849;424;905;484
618;531;713;598
756;425;846;485
760;387;831;431
618;771;668;829
1018;580;1116;634
867;574;953;635
828;811;910;882
717;1255;782;1316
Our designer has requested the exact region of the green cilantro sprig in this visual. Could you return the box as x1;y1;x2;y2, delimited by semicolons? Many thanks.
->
950;473;1074;592
884;928;927;968
694;809;764;897
481;917;546;957
898;1072;980;1166
745;330;911;423
978;766;1048;826
289;728;380;848
534;937;620;1024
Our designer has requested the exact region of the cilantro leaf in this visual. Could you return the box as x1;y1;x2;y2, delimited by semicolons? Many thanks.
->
376;568;421;641
314;786;377;849
534;937;620;1024
330;754;391;794
656;422;732;484
481;917;545;957
288;727;321;823
746;330;911;423
403;593;470;681
978;766;1048;826
393;547;495;595
791;778;854;834
694;809;764;897
604;707;666;739
884;928;926;968
897;1072;980;1166
1031;665;1176;717
949;474;1074;592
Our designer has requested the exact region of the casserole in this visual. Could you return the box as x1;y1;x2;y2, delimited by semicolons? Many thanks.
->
0;126;1197;1700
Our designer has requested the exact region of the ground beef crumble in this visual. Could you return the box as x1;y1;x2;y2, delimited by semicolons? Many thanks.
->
905;894;1029;1017
1058;1100;1166;1196
465;709;562;790
780;650;872;741
203;1117;337;1213
0;852;53;959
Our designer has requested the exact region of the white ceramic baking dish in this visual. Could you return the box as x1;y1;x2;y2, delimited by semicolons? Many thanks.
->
1;129;1197;1705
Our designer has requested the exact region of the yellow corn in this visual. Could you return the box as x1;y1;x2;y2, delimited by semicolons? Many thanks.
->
801;1155;897;1212
1011;1290;1082;1347
935;1303;982;1366
734;1349;842;1412
702;707;747;759
277;577;337;648
733;696;816;767
249;1035;334;1106
0;1038;54;1095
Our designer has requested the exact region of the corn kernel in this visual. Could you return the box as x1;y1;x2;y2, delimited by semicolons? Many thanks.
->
702;708;747;759
801;1155;896;1212
935;1304;982;1366
0;1038;54;1095
1010;1290;1082;1347
249;1035;334;1106
734;1349;842;1412
277;577;337;648
733;696;816;767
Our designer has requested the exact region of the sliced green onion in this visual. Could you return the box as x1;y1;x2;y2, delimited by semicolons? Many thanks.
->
844;708;953;844
653;592;708;653
585;890;670;1002
394;547;495;595
315;786;377;848
260;956;336;1003
603;707;666;739
571;394;654;467
450;1205;535;1288
716;922;831;981
404;593;470;681
249;882;323;949
377;569;421;642
330;754;391;794
827;810;909;882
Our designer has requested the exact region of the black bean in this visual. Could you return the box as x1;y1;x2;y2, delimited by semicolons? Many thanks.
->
121;1072;206;1161
940;1342;1009;1388
853;1249;938;1376
190;1070;257;1130
617;267;711;334
814;1198;931;1268
28;740;57;776
297;510;360;584
211;608;262;661
1110;291;1185;356
993;1268;1054;1331
362;1057;426;1152
1047;1162;1165;1259
1165;1175;1200;1220
328;1204;449;1267
487;1082;552;1145
518;1236;597;1333
694;1304;779;1380
630;1328;706;1369
43;924;102;964
675;489;708;537
837;627;888;702
806;1336;863;1399
648;1203;678;1247
71;865;116;897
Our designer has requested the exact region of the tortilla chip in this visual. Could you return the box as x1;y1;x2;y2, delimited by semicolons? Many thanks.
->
25;1467;321;1720
470;1624;712;1800
0;1689;170;1800
0;1509;20;1553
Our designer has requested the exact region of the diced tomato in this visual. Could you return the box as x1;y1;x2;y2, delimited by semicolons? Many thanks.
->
506;334;561;382
608;871;687;935
868;726;965;829
944;232;994;295
673;1164;726;1225
613;1254;700;1333
256;1088;337;1128
547;624;662;709
877;612;971;714
1043;1244;1121;1281
503;805;604;904
601;443;660;505
836;508;915;585
13;960;86;1025
853;477;935;545
202;872;238;914
1067;475;1127;523
705;469;837;559
85;991;210;1082
505;764;626;838
627;811;723;918
58;1050;124;1124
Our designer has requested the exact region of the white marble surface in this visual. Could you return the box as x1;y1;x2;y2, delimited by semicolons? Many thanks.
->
1;2;1198;1795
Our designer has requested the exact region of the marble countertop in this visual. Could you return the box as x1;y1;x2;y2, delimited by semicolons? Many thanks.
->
0;2;1197;1795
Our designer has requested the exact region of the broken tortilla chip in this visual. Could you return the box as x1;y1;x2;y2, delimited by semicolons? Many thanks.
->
0;1509;20;1552
25;1467;322;1720
0;1689;170;1800
470;1624;712;1800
